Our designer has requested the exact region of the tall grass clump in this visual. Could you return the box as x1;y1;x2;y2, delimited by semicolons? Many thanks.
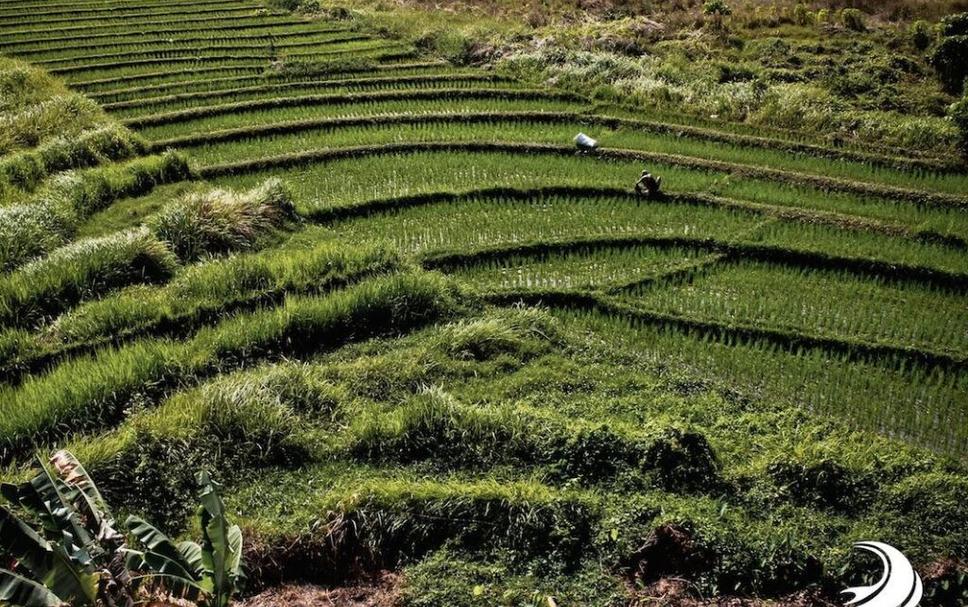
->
0;151;190;271
46;240;398;347
149;178;296;261
0;228;177;328
0;123;145;199
0;58;108;154
0;270;460;459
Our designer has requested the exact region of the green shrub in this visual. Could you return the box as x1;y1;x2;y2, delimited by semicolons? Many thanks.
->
910;20;934;51
940;12;968;37
149;178;296;261
931;35;968;94
840;9;865;32
791;3;811;26
767;459;874;514
0;125;145;195
950;96;968;160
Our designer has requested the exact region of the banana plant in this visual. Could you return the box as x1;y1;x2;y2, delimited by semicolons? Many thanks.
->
0;451;133;607
125;472;243;607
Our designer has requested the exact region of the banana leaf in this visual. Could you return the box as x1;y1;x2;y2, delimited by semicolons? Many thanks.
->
197;472;241;607
41;546;97;606
124;517;198;583
48;451;114;535
0;568;63;607
0;506;52;581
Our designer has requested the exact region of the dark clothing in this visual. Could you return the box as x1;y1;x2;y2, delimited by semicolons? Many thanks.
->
635;172;662;196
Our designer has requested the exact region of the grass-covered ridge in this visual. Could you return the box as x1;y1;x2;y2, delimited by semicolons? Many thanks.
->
0;0;966;604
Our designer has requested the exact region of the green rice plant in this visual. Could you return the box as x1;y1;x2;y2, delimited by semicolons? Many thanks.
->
127;86;565;129
4;20;312;57
207;149;968;260
0;270;460;459
0;151;191;272
86;60;444;103
448;244;714;292
148;178;295;261
137;98;588;141
7;23;344;59
111;74;516;118
178;116;968;197
51;43;413;80
1;14;305;44
562;310;968;455
4;4;259;31
39;35;390;73
0;228;178;329
619;259;968;357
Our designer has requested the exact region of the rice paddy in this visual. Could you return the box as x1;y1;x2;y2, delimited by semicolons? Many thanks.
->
0;0;966;604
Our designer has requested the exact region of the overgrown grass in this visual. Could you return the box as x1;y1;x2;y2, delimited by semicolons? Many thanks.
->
0;270;460;459
0;151;190;271
0;228;177;328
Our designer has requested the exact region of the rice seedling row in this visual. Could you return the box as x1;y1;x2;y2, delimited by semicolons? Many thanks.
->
24;33;372;66
135;98;585;140
172;117;968;198
202;141;968;210
1;11;298;40
47;43;404;77
217;153;967;271
125;88;583;128
55;46;416;81
108;74;519;116
197;144;968;248
2;24;344;57
0;0;255;20
0;0;247;13
614;258;968;356
0;4;262;29
0;17;315;48
564;308;968;454
90;63;467;103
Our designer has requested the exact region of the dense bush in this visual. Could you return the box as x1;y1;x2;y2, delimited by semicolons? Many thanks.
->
930;35;968;94
840;9;866;31
910;20;934;51
951;95;968;160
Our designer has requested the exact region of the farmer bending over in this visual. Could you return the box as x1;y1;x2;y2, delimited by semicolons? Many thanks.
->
635;169;662;198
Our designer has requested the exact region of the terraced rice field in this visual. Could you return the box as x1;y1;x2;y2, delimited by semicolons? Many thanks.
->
1;0;966;603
